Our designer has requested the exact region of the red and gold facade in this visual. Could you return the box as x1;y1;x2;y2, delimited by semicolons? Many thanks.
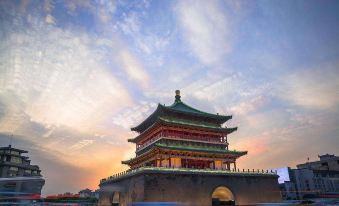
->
123;90;247;170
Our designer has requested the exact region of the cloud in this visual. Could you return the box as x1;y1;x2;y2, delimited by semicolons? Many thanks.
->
113;4;171;69
175;0;232;65
189;76;237;102
45;14;56;24
230;96;270;115
112;101;157;129
230;100;339;170
0;16;133;133
69;139;94;151
118;12;141;35
117;49;150;88
1;0;338;197
0;4;139;194
231;126;296;170
236;119;338;170
63;0;116;24
176;72;272;116
0;133;128;195
277;64;339;109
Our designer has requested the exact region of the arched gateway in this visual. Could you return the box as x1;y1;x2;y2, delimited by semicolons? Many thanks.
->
211;186;235;206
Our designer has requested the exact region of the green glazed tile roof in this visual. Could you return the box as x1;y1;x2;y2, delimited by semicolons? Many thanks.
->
128;117;237;143
131;93;233;133
165;101;227;118
123;140;247;164
159;116;235;131
155;142;247;155
161;101;231;122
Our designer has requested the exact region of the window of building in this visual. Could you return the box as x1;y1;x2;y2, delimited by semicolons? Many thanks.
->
321;162;328;166
305;180;310;191
10;151;20;155
8;173;17;177
9;167;18;171
8;167;18;177
4;182;16;189
10;156;22;164
24;169;31;174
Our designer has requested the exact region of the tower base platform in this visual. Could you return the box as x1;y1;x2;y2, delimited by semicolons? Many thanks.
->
99;167;281;206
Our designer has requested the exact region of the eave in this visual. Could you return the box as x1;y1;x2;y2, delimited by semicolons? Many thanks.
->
131;102;233;133
128;117;237;143
122;144;247;165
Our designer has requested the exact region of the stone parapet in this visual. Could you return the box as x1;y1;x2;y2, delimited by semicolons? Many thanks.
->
100;166;278;184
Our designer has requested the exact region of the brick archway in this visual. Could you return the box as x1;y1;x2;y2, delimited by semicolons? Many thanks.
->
211;186;235;206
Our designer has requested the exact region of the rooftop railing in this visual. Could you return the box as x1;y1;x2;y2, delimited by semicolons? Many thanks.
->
100;166;278;184
136;135;228;152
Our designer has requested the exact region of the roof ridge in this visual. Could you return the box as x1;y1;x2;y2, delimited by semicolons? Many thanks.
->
165;100;230;118
177;101;209;114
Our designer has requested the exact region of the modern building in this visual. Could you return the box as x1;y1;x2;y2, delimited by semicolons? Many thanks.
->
99;90;281;206
273;167;298;200
297;154;339;171
79;188;93;198
274;154;339;199
79;188;100;199
294;168;339;198
0;144;45;199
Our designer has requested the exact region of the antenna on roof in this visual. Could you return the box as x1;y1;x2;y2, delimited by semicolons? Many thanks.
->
9;134;13;148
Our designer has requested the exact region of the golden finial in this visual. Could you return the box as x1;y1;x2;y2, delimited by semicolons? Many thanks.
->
175;90;181;102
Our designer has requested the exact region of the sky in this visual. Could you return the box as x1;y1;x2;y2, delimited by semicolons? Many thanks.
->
0;0;338;196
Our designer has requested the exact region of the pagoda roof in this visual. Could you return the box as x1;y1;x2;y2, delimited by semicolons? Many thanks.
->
128;116;237;143
155;142;247;155
159;116;236;132
122;142;247;165
131;90;232;133
164;101;229;119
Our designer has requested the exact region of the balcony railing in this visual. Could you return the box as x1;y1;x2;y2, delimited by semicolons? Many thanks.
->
136;134;228;152
100;166;278;183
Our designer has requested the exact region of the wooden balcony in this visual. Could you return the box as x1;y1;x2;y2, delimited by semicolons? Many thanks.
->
136;134;228;153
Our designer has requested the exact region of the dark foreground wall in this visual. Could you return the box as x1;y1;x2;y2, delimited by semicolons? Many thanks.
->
99;170;281;206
